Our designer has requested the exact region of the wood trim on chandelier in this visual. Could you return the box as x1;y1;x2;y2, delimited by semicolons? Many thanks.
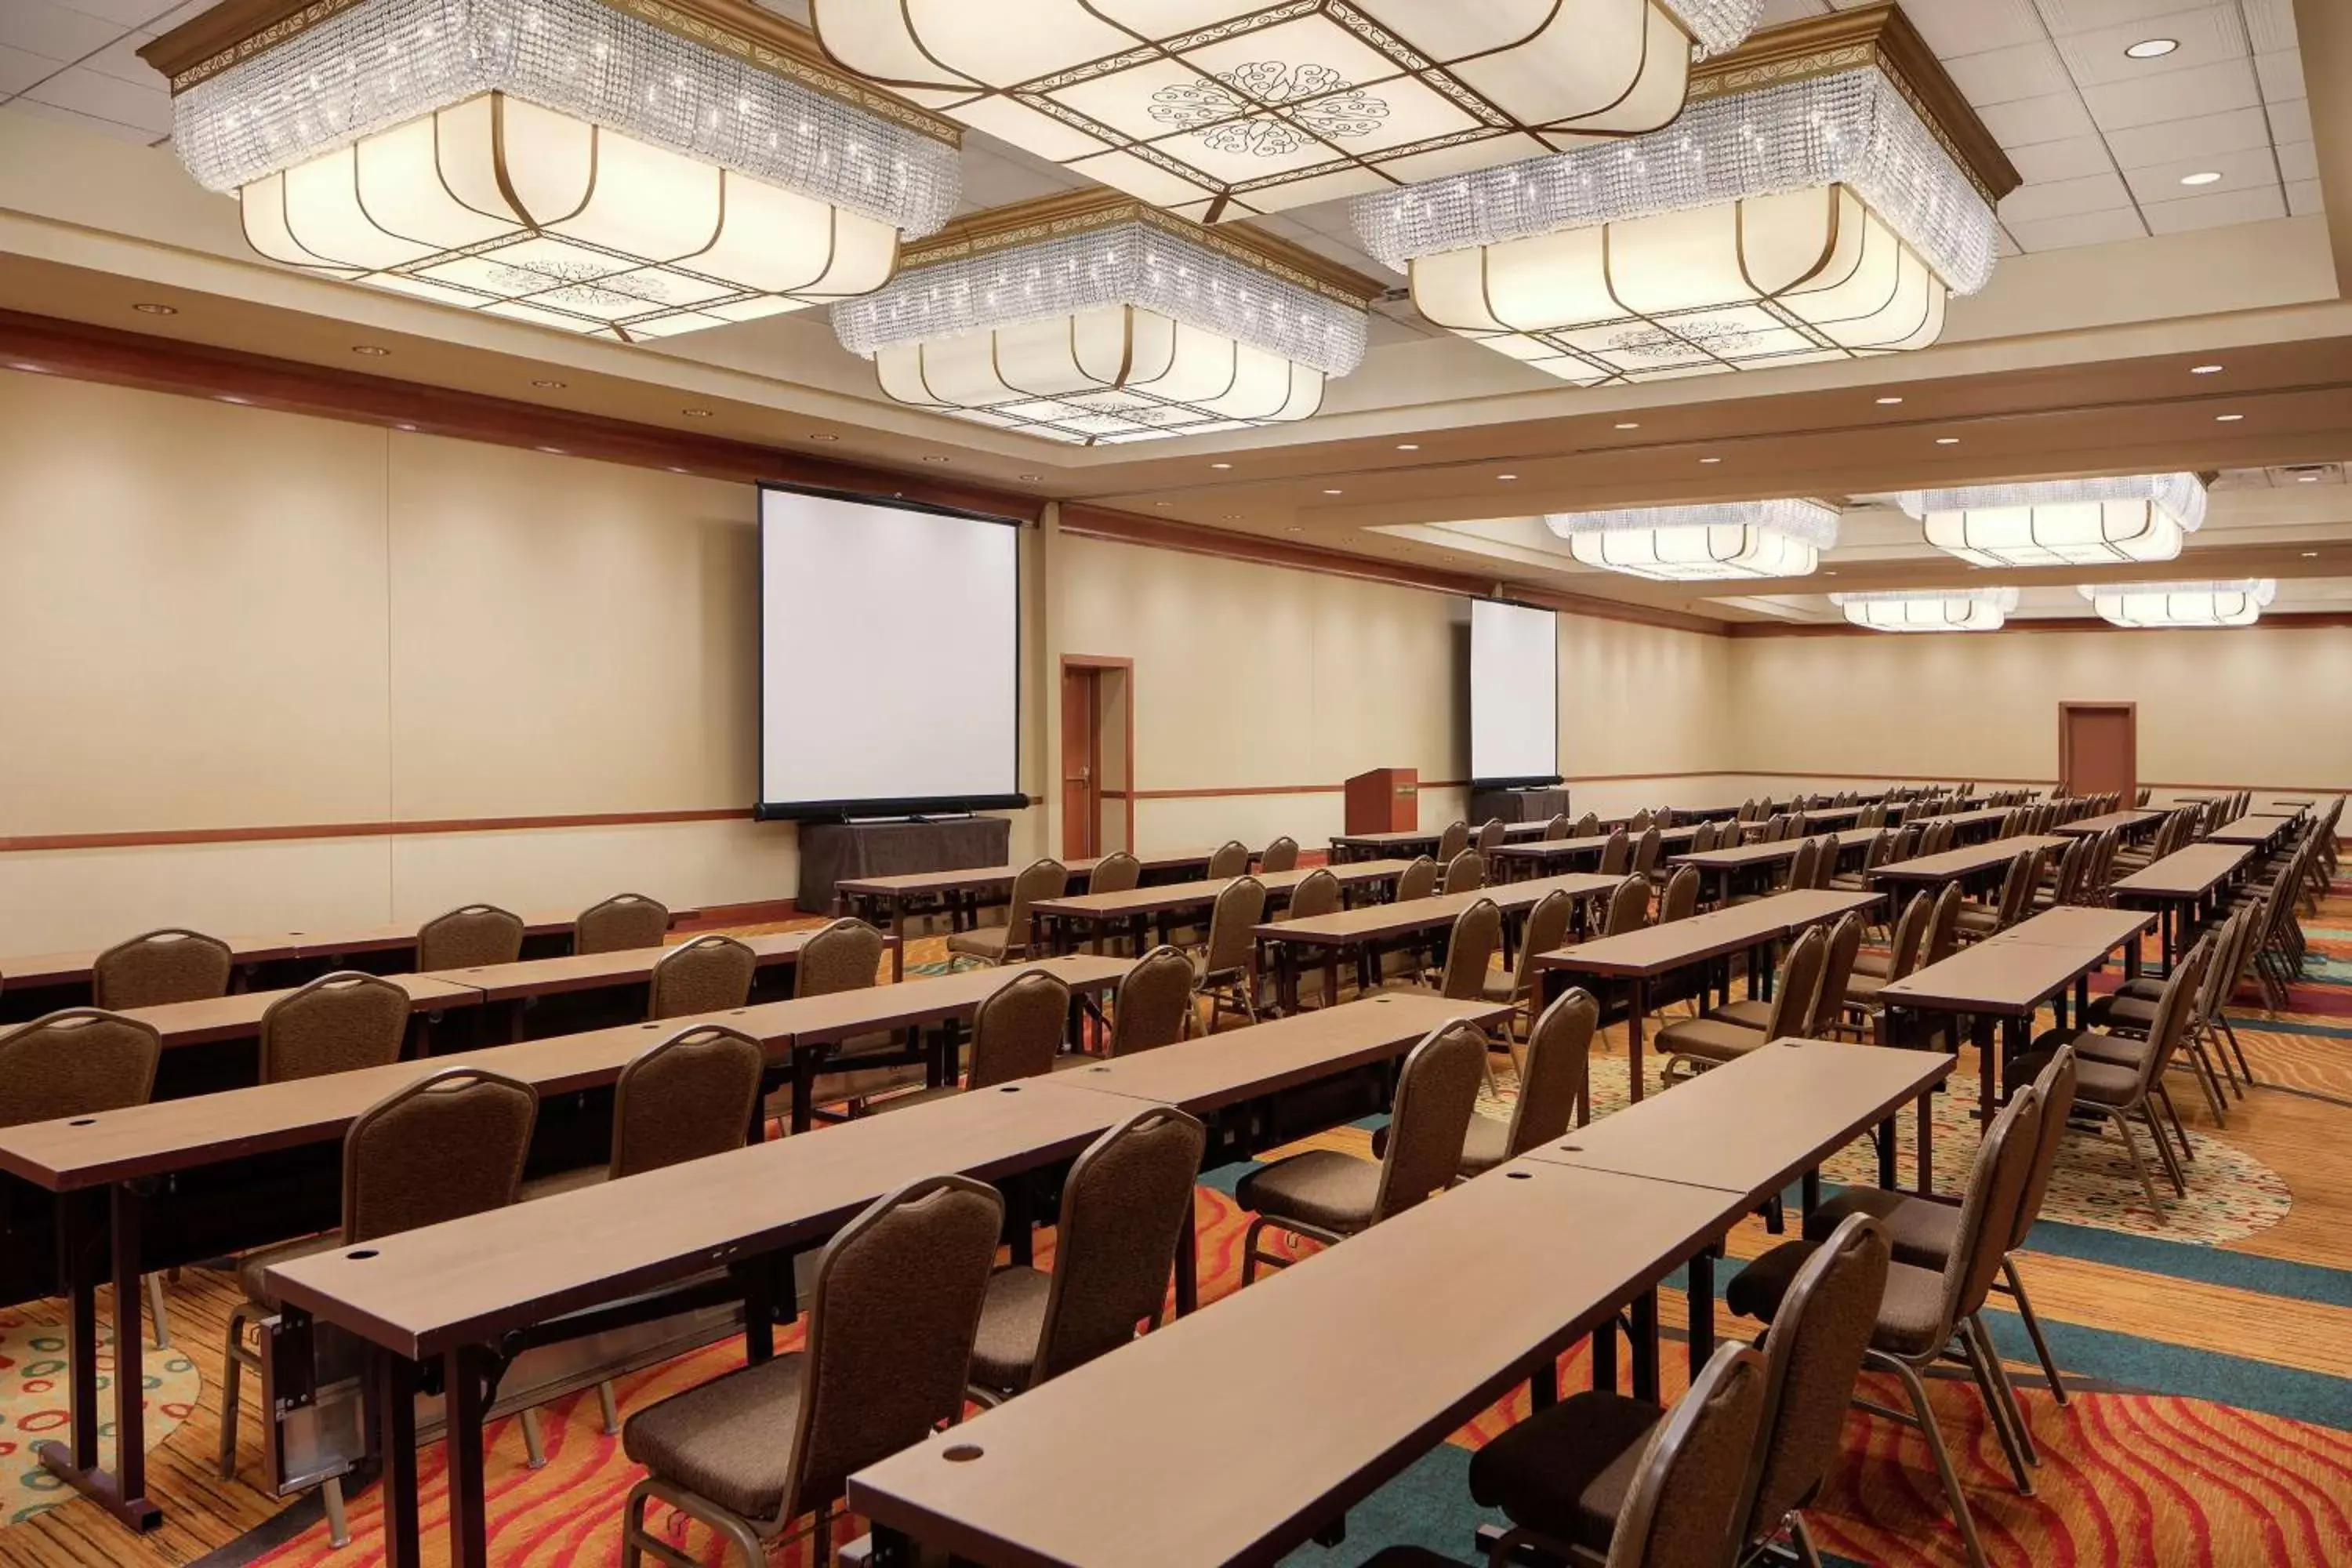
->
0;310;1036;524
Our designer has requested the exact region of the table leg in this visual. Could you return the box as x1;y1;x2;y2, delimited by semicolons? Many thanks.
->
375;1349;421;1568
1007;1174;1034;1268
791;1047;818;1135
1174;1189;1199;1316
1625;978;1648;1103
1629;1290;1661;1403
35;1183;162;1532
1686;1247;1717;1375
1801;1168;1822;1217
1915;1093;1936;1196
890;900;906;982
1878;1113;1898;1189
1973;1016;1997;1122
2125;932;2143;980
444;1345;490;1568
1591;1318;1618;1393
1323;953;1341;1014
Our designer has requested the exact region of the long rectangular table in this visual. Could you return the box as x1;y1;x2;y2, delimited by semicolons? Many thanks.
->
1868;834;2067;898
835;854;1217;978
1671;828;1882;906
1530;890;1881;1105
118;975;484;1053
2111;841;2256;968
1251;873;1621;1016
1327;822;1548;862
2204;815;2299;849
1489;825;1698;880
2054;808;2167;840
1029;860;1413;956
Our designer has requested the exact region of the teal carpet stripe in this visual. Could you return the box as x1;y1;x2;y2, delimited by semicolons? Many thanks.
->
1976;1310;2352;1431
2239;1014;2352;1038
2019;1214;2352;1306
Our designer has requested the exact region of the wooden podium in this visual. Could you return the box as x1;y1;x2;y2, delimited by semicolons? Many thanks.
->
1344;768;1419;834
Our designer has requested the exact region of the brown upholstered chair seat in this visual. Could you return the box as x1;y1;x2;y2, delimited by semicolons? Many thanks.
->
1802;1186;1961;1272
1232;1149;1380;1232
1461;1388;1657;1550
946;925;1014;964
2010;1045;2141;1104
2084;992;2161;1032
622;1353;805;1521
1849;949;1896;980
1370;1112;1511;1178
2110;975;2167;1004
238;1232;341;1309
1652;1015;1766;1065
965;1266;1054;1392
1954;904;2002;935
1704;997;1774;1031
1845;972;1888;1007
1726;1246;1948;1358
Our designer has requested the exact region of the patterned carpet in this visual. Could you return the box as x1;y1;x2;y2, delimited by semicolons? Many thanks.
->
6;879;2352;1567
0;1318;200;1526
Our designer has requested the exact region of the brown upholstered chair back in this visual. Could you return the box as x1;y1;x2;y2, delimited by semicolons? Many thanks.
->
342;1068;536;1244
1860;830;1893;872
1029;1107;1207;1387
1370;1022;1487;1222
1086;851;1142;895
1630;827;1663;878
1283;868;1342;922
1626;809;1653;833
1511;989;1596;1155
1602;1343;1771;1568
1259;837;1300;874
1658;865;1700;924
793;919;885;999
968;970;1072;1088
1109;946;1193;1055
0;1009;160;1127
1811;837;1840;890
1207;841;1251;880
1741;1214;1891;1541
2130;941;2211;1102
1766;925;1829;1040
260;971;410;1083
1602;876;1650;936
1994;848;2044;927
1923;882;1965;965
609;1024;764;1179
781;1175;1003;1520
93;928;233;1011
1784;838;1820;892
574;894;670;955
1942;1086;2042;1327
1436;822;1471;864
1004;858;1071;953
1597;828;1632;876
1686;820;1718;855
1883;893;1933;985
1203;876;1268;978
1737;800;1760;823
1542;815;1572;841
1514;891;1578;993
1437;898;1504;1001
1475;820;1504;856
417;905;526;971
1441;849;1485;895
648;934;757;1020
1396;856;1439;902
2008;1047;2078;1253
1572;811;1602;838
1804;916;1865;1036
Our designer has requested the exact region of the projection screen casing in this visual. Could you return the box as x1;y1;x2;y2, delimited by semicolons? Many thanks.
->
1470;598;1561;787
757;483;1023;818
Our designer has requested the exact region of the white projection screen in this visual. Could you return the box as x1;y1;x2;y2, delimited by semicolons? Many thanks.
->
758;484;1022;818
1469;599;1561;787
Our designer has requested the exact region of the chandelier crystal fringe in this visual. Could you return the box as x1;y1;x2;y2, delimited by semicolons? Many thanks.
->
2081;579;2277;629
808;0;1766;223
833;192;1378;445
144;0;961;342
1897;474;2208;568
1544;499;1838;581
1352;9;2016;385
1831;588;2019;633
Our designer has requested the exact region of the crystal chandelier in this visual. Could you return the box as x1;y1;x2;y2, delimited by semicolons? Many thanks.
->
1543;499;1837;581
1355;9;2019;385
1832;588;2019;633
832;191;1379;445
142;0;962;342
1897;474;2208;568
809;1;1765;223
2081;580;2277;629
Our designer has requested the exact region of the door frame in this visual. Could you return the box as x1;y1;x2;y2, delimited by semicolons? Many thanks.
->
1060;655;1135;856
2057;701;2137;799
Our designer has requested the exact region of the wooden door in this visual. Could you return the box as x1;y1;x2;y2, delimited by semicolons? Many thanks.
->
1061;666;1099;859
2059;702;2136;801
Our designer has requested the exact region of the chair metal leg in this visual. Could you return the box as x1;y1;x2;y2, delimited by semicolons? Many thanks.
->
2101;1109;2167;1218
321;1475;349;1548
520;1406;548;1469
1875;1351;1989;1568
146;1273;169;1350
1957;1320;2034;1495
1969;1312;2039;1472
2216;1013;2256;1086
1788;1515;1826;1568
2154;1082;2197;1163
2140;1098;2188;1195
2000;1255;2067;1406
217;1307;250;1479
598;1379;622;1435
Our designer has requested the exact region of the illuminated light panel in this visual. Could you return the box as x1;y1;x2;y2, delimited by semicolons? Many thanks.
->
2081;579;2277;629
1544;498;1837;581
809;1;1764;223
1897;474;2206;569
1833;587;2018;632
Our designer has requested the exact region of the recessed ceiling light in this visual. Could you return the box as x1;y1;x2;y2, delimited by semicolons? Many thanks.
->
1153;500;1172;507
2297;477;2320;485
132;302;176;316
351;344;390;357
808;434;840;442
218;395;249;405
682;408;713;418
1323;488;1344;495
1875;396;1904;405
2125;37;2179;58
2180;170;2223;187
1287;525;1305;532
1699;456;1722;464
1614;421;1640;430
536;445;564;455
1396;442;1421;451
2190;364;2223;374
1225;513;1243;520
394;423;418;432
1935;437;1960;445
1018;473;1044;481
1497;473;1519;480
532;379;565;389
2216;413;2245;422
2302;550;2320;556
1210;461;1232;469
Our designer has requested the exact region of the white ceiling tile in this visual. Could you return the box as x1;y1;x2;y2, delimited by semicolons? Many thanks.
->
2275;140;2316;184
1892;0;2047;56
2264;96;2312;143
0;1;122;61
2080;58;2259;129
1757;0;1828;24
1997;170;2135;223
2005;135;2115;183
2003;207;2150;250
953;146;1087;211
79;31;162;88
22;64;170;132
2122;145;2281;205
3;94;156;143
54;0;180;26
2239;0;2298;50
1976;92;2100;146
2053;8;2246;85
0;42;66;94
2252;48;2304;101
1941;40;2074;105
148;0;221;24
2286;179;2324;217
2140;183;2286;233
2036;0;2227;33
2101;105;2273;168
